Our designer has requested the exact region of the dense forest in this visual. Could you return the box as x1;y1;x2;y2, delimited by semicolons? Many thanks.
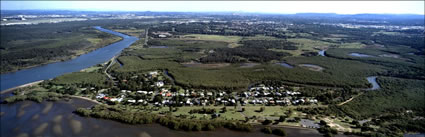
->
200;47;291;63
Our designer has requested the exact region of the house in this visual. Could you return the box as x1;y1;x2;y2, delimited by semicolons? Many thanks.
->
186;99;191;105
96;93;106;99
148;71;158;76
128;100;136;103
137;91;148;94
155;81;164;87
110;98;123;102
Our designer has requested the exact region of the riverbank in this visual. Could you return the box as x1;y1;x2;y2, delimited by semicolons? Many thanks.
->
0;29;123;75
70;96;101;105
0;80;44;94
0;26;139;91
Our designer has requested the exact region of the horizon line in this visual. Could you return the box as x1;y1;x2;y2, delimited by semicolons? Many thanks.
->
1;9;424;16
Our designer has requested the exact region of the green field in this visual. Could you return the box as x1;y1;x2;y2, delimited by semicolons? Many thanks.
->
51;72;109;88
148;39;229;49
181;34;242;43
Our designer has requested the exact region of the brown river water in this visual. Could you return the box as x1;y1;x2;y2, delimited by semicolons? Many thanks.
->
0;98;355;137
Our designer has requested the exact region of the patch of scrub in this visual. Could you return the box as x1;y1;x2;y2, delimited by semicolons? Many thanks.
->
32;122;48;136
69;119;82;134
41;102;53;114
299;64;324;71
349;53;374;57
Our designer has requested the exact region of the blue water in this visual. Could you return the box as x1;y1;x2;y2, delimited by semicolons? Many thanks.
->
318;50;326;56
276;62;294;68
149;46;168;48
0;26;138;91
366;76;380;90
349;53;373;57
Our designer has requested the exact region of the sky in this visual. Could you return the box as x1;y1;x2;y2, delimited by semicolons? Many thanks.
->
1;1;424;15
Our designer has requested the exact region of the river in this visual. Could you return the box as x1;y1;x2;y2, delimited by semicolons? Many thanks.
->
0;26;139;91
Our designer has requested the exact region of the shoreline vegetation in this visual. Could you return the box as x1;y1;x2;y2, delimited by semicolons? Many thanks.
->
0;36;123;74
0;80;44;94
1;21;125;74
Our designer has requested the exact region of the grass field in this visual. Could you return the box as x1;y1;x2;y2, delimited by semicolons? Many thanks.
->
51;72;108;87
181;34;242;43
177;34;242;48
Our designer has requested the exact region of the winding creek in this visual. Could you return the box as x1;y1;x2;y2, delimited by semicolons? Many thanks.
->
0;26;139;91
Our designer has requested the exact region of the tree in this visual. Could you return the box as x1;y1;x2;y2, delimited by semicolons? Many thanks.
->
221;107;227;113
272;128;287;136
261;127;272;134
262;119;273;125
153;95;163;103
279;115;287;122
320;120;328;126
259;107;265;112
